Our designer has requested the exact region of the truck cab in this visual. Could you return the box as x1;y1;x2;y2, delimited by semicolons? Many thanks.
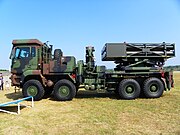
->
10;39;43;86
10;39;77;101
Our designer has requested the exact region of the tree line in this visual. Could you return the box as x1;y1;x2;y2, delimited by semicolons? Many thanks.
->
164;65;180;71
0;69;9;71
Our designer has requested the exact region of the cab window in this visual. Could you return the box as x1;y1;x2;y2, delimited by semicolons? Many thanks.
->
14;47;30;58
19;47;30;58
31;47;36;57
14;47;36;59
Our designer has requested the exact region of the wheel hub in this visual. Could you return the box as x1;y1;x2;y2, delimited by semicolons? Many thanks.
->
150;85;157;92
27;86;38;96
126;86;134;94
59;86;70;97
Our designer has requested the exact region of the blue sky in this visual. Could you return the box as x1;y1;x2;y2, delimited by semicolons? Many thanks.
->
0;0;179;69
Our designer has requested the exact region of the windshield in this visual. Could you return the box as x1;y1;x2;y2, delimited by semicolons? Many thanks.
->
10;47;30;59
18;47;30;58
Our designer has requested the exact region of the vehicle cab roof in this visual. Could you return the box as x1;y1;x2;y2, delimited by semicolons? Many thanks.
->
12;39;44;46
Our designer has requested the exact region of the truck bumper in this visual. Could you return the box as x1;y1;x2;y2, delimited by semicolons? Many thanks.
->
10;74;21;86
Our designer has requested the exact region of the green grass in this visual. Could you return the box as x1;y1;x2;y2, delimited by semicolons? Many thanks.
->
0;72;180;135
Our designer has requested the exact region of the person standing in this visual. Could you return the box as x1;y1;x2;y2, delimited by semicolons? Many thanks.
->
0;77;2;90
1;77;4;90
0;73;3;90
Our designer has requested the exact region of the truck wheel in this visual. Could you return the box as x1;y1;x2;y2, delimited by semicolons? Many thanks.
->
118;79;140;99
143;77;164;98
22;80;45;101
53;79;76;101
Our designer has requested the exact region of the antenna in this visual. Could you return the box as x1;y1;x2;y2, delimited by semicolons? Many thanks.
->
45;41;49;45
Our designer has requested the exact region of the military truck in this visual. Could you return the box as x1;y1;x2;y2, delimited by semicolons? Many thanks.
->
10;39;175;101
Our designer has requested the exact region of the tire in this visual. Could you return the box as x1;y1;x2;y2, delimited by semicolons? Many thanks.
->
54;49;62;60
53;79;76;101
22;80;45;101
143;77;164;98
118;79;141;99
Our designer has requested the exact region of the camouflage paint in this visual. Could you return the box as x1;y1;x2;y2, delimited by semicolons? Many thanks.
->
12;39;43;46
12;60;21;69
49;56;76;73
10;39;77;87
10;39;175;98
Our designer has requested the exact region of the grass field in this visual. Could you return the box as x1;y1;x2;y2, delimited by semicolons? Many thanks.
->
0;72;180;135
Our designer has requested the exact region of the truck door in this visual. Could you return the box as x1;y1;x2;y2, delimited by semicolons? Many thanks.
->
10;46;38;74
